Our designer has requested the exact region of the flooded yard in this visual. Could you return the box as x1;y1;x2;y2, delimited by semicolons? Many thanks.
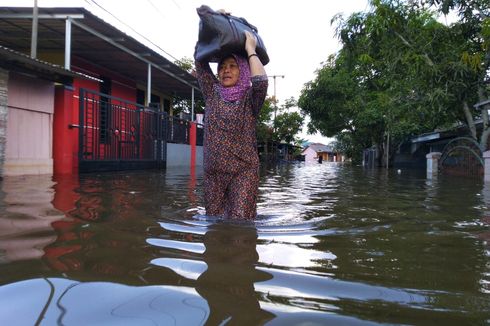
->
0;163;489;325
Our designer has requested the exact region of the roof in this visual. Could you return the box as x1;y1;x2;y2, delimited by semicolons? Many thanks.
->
410;122;473;144
0;6;200;100
303;142;334;153
0;44;98;84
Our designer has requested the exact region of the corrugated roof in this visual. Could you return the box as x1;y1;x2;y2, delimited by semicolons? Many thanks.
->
0;6;201;100
0;44;98;83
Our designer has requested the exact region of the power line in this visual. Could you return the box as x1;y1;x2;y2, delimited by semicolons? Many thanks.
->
146;0;166;20
84;0;179;62
169;0;181;10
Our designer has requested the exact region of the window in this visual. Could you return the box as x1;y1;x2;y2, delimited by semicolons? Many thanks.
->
163;98;170;113
149;94;161;111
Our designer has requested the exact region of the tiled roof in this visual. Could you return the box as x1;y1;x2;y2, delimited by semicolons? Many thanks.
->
303;142;333;153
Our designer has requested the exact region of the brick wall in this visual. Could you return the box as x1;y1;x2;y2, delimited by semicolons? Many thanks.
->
0;68;7;178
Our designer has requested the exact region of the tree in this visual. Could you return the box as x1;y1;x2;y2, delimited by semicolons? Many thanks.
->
173;57;205;116
175;56;195;73
420;0;490;148
256;96;275;146
272;97;305;144
274;111;304;144
299;0;490;164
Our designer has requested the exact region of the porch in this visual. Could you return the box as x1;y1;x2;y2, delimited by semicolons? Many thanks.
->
77;88;203;173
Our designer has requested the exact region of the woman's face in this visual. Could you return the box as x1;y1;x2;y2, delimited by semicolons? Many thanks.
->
218;57;240;87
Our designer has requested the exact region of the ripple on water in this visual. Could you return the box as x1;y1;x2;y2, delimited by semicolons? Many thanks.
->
151;212;337;274
147;164;490;324
151;209;444;315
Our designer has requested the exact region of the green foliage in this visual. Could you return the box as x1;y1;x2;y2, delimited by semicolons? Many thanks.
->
257;96;305;146
174;56;194;73
299;0;490;163
257;97;275;144
335;132;367;164
173;57;205;115
274;111;304;144
258;96;274;125
272;97;305;144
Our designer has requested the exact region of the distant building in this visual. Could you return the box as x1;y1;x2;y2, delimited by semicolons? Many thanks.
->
302;143;342;163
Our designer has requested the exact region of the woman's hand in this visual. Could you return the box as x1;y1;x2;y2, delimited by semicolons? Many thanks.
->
244;31;266;77
217;9;231;15
244;31;257;56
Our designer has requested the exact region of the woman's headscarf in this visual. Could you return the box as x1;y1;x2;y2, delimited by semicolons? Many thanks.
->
218;54;251;102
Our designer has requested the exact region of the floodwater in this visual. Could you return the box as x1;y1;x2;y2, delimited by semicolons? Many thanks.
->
0;163;489;325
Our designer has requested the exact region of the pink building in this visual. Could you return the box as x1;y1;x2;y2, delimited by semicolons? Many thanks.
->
302;143;343;163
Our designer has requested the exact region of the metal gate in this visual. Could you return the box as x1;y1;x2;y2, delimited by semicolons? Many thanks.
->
439;137;483;177
78;88;167;173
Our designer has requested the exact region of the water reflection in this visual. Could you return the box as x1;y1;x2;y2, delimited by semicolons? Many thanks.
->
0;175;65;263
196;224;274;325
151;222;275;324
478;182;490;294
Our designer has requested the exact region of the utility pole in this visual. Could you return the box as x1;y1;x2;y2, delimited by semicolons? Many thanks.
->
268;75;284;161
268;75;285;132
30;0;38;59
268;75;285;122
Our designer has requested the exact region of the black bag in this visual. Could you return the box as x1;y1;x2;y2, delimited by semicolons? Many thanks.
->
194;5;269;65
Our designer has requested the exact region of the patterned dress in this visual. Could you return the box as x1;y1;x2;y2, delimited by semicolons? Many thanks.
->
195;60;268;219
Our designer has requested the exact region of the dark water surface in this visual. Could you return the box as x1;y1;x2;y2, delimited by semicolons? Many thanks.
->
0;163;489;325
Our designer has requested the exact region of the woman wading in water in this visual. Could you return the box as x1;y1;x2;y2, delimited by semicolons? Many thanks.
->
195;31;268;219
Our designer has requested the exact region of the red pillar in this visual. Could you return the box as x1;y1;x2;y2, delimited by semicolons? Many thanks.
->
53;85;76;175
189;122;197;206
189;122;197;168
51;174;80;213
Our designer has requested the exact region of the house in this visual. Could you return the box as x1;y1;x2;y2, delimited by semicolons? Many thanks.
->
392;122;484;177
392;128;461;169
0;45;99;176
302;143;341;163
0;6;202;176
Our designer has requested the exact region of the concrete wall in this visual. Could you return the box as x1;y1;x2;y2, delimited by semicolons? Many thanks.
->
4;73;54;175
166;143;203;167
0;68;7;177
196;145;203;166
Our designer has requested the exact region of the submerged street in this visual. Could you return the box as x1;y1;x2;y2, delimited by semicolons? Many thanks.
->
0;163;488;325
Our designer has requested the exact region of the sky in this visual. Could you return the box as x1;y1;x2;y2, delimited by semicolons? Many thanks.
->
1;0;371;143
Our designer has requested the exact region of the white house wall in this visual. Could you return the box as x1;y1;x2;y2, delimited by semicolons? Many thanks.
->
303;147;318;163
5;73;54;175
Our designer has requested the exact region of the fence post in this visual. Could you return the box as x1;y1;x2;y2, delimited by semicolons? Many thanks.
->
189;122;196;168
0;68;7;178
426;152;441;179
54;85;75;175
484;151;490;182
